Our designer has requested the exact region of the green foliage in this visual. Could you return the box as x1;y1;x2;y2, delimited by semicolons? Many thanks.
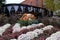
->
18;20;28;26
18;20;39;26
54;1;60;11
0;0;5;6
44;0;54;11
44;0;60;11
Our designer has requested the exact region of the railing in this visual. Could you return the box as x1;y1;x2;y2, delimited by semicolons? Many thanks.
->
1;4;50;17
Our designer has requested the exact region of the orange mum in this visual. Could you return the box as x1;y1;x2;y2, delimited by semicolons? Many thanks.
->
20;13;35;21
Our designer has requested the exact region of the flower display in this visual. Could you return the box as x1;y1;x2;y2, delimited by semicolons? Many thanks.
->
46;25;53;29
42;25;53;31
27;25;32;29
31;24;38;27
12;23;20;33
0;24;11;36
18;31;38;40
2;24;11;29
10;39;17;40
26;31;35;39
0;22;58;40
20;26;27;30
50;31;60;38
18;34;31;40
0;28;6;36
17;27;44;40
26;31;38;39
46;31;60;40
32;31;38;37
26;24;38;31
34;29;43;35
46;37;57;40
18;13;39;26
17;24;54;40
18;34;25;40
20;13;35;21
21;26;27;29
27;23;44;29
37;23;44;27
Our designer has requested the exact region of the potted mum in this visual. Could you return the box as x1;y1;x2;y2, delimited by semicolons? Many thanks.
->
18;13;39;26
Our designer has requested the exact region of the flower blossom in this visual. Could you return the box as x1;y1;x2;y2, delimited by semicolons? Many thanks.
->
12;23;20;33
0;24;11;36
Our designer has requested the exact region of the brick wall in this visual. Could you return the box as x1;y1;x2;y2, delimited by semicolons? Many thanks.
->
21;0;43;7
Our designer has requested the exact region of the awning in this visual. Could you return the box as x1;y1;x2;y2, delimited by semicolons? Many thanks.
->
5;0;25;4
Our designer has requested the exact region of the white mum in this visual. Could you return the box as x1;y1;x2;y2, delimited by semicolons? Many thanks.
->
18;34;26;40
27;25;32;29
18;25;46;40
12;23;20;33
37;23;44;26
26;31;38;39
31;24;38;27
46;37;57;40
0;24;11;36
26;31;35;39
18;34;31;40
32;31;38;37
10;39;16;40
34;29;43;35
20;26;27;30
51;31;60;37
0;28;6;36
42;25;53;31
2;24;11;29
46;31;60;40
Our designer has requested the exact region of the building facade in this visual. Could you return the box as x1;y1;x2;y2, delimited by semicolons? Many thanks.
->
2;0;45;17
21;0;43;7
